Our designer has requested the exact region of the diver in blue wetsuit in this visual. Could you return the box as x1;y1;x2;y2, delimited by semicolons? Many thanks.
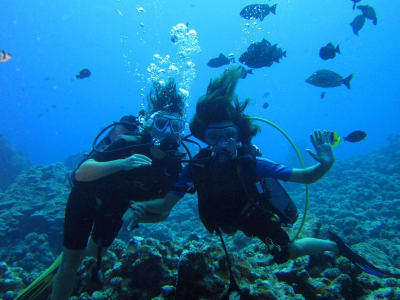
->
127;67;400;291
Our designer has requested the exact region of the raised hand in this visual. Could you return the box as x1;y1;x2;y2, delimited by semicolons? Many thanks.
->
306;130;335;167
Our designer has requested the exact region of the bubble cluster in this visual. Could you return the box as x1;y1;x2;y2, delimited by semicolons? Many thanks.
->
146;23;201;102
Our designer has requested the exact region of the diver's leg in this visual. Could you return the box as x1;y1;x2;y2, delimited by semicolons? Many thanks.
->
50;248;85;300
289;238;338;259
85;235;109;258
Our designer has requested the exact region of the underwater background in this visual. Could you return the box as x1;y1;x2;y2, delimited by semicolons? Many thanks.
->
1;0;400;299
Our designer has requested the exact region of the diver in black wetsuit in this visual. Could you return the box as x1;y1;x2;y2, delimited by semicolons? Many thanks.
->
50;79;187;300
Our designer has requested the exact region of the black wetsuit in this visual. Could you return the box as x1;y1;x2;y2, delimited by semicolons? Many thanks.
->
190;147;295;263
63;134;182;250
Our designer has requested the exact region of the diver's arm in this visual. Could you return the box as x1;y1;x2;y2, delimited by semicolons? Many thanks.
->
137;192;183;222
75;159;123;182
122;192;183;229
289;163;332;184
127;166;190;224
288;130;334;184
75;154;152;182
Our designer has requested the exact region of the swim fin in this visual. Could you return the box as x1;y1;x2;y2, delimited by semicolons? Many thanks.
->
328;231;400;279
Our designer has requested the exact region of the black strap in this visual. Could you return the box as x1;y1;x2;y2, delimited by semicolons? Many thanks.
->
216;228;241;298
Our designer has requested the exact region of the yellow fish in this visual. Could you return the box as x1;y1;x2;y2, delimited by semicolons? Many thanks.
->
0;50;12;63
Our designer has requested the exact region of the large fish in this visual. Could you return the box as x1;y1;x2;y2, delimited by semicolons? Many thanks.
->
350;15;366;35
239;39;286;69
240;4;277;21
0;50;12;63
319;43;340;60
207;53;231;68
357;5;377;25
306;69;353;89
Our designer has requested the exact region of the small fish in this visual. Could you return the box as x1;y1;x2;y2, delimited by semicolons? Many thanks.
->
344;130;367;142
240;4;277;21
350;14;366;35
238;66;253;79
351;0;362;10
262;102;269;109
357;5;377;25
207;53;230;68
328;131;341;146
306;69;353;89
0;50;12;63
320;91;326;99
76;68;91;79
319;43;340;60
263;92;270;98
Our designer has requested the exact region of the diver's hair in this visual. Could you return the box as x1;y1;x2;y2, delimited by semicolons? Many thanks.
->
190;66;260;144
147;79;185;118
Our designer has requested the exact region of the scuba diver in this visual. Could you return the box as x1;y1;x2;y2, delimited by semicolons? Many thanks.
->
172;66;338;263
49;79;188;300
134;67;399;298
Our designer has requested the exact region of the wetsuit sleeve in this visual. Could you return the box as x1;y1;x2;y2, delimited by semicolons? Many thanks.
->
256;157;293;181
170;164;193;197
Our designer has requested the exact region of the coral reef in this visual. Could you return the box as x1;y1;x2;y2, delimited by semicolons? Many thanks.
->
0;134;31;191
3;140;400;299
0;163;70;261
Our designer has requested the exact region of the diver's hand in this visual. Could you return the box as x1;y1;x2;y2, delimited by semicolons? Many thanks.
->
122;202;146;231
306;130;335;168
119;154;152;171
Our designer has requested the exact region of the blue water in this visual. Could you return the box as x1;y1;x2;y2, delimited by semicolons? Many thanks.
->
1;0;399;165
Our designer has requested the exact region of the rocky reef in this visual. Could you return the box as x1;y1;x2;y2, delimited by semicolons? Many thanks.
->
0;134;31;191
2;139;400;299
0;163;69;256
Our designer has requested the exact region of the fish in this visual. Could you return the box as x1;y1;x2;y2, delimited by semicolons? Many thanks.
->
76;68;91;79
207;53;231;68
270;44;286;63
328;131;341;146
239;38;286;69
262;102;269;109
0;50;12;63
344;130;367;142
238;66;253;79
320;91;326;99
357;5;377;25
306;69;353;89
240;4;277;21
263;92;270;98
351;0;362;10
350;14;366;35
319;43;340;60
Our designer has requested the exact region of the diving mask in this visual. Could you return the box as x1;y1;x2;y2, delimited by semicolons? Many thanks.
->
205;123;240;162
152;113;185;135
204;123;239;146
